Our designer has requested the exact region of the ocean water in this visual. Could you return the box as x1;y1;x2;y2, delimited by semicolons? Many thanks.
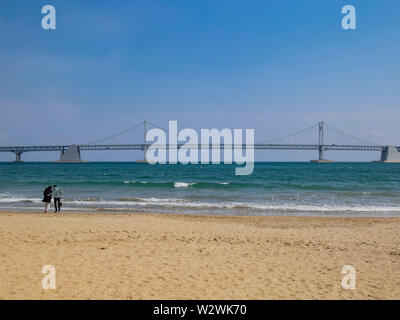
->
0;162;400;217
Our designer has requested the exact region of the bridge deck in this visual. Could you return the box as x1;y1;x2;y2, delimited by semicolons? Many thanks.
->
0;144;385;153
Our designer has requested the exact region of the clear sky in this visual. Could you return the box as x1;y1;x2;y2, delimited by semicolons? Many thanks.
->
0;0;399;161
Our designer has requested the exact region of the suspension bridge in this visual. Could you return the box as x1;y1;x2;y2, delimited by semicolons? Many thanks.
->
0;121;399;163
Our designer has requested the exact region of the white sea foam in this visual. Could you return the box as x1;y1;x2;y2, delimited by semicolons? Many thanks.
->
2;193;400;215
174;182;195;188
52;198;400;213
0;196;42;203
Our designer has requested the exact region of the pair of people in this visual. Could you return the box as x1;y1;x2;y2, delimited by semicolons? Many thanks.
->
42;185;62;213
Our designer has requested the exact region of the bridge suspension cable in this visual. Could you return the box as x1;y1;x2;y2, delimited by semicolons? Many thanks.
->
254;121;377;146
255;123;319;144
83;121;144;145
81;120;379;147
323;122;374;146
147;121;175;134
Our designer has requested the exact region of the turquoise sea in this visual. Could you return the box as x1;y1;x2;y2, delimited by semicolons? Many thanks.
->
1;162;400;217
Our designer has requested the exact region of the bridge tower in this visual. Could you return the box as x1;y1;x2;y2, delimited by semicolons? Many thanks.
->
136;120;148;163
144;120;147;160
319;121;325;160
311;121;333;163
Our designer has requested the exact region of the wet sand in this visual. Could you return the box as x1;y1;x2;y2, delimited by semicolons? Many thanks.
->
0;211;399;299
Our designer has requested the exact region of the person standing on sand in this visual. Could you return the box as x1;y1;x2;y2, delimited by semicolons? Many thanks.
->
42;186;52;213
53;185;62;213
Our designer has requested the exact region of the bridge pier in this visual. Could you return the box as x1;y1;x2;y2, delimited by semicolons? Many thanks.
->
14;152;23;162
311;147;334;163
319;146;325;161
375;146;400;163
60;147;65;159
52;145;84;162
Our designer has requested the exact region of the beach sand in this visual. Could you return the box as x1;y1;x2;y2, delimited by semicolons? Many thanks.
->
0;211;399;299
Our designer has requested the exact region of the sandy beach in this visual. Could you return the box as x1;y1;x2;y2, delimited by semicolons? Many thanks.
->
0;211;399;300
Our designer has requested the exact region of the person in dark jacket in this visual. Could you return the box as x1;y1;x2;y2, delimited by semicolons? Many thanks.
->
42;186;52;213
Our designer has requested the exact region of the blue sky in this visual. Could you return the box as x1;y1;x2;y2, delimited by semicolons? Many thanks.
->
0;0;399;161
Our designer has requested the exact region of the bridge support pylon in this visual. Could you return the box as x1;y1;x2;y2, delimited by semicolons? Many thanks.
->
52;145;85;163
136;120;149;163
310;121;333;163
374;146;400;163
311;147;334;163
14;152;23;162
